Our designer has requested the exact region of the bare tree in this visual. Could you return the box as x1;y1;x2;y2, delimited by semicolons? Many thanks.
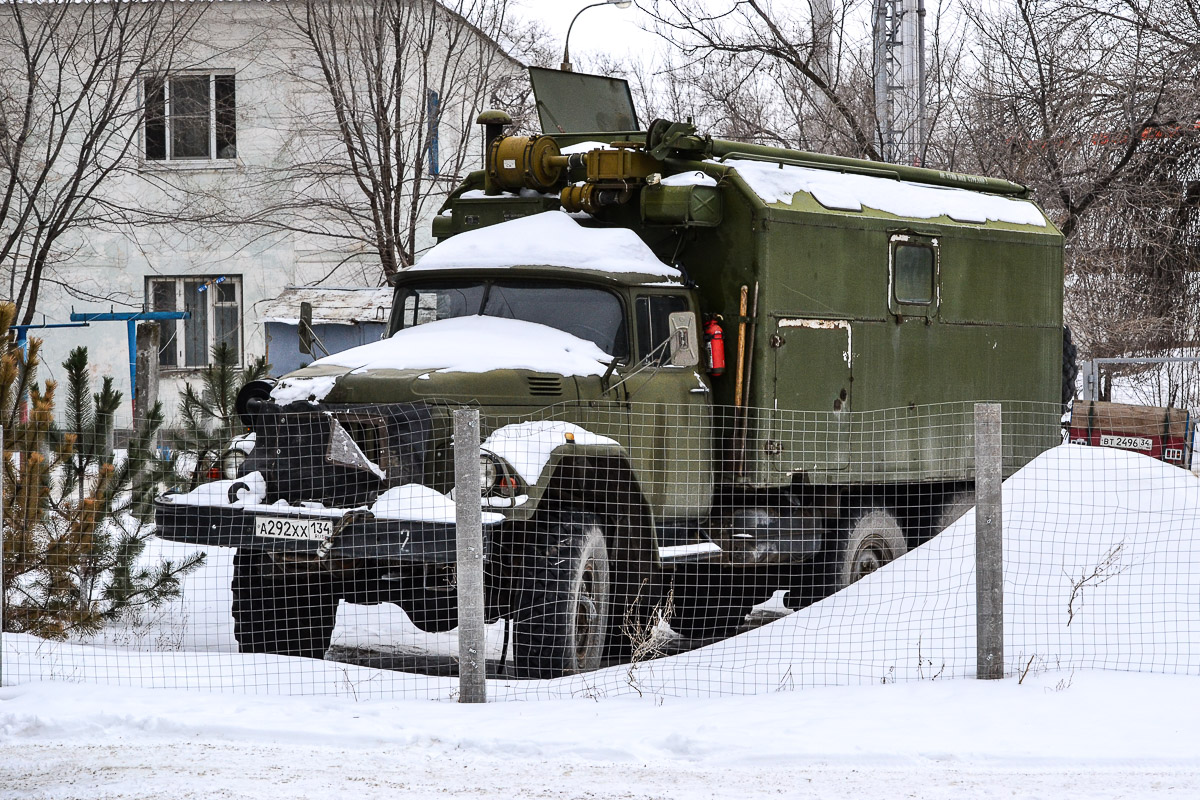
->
0;1;205;326
953;0;1200;392
640;0;882;157
204;0;522;281
958;0;1195;238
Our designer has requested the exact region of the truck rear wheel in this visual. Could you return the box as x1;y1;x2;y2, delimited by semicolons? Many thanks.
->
231;549;339;659
511;514;611;679
835;506;907;590
935;489;975;533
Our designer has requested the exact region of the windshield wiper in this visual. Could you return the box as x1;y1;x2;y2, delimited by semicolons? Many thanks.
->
476;281;493;315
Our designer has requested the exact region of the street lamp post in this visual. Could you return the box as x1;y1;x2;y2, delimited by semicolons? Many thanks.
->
560;0;633;72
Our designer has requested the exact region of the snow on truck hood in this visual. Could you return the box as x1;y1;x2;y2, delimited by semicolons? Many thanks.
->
409;211;681;279
270;316;610;404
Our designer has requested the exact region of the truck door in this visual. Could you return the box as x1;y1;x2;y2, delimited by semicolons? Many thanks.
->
771;318;851;474
621;293;713;519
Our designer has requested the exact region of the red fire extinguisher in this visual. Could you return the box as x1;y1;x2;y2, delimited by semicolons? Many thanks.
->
704;316;725;376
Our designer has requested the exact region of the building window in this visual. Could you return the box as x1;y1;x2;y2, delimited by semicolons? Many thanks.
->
147;276;242;368
144;73;236;161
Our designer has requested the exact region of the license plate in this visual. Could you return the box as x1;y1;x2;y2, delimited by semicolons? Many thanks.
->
1099;434;1153;452
254;516;332;540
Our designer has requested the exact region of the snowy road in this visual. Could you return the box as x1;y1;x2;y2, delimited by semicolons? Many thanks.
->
7;742;1196;799
3;671;1198;799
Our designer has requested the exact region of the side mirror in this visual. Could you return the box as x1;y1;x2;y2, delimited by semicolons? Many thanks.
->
667;311;699;367
299;301;314;356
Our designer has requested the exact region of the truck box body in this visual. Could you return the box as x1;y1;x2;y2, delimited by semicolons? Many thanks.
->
668;159;1063;487
436;134;1065;490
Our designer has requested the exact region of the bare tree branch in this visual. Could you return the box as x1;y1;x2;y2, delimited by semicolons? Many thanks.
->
0;1;207;325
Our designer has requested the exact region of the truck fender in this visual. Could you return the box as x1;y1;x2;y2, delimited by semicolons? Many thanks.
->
491;439;659;568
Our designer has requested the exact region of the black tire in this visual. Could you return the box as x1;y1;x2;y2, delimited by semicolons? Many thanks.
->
834;506;908;591
511;514;611;680
669;564;754;641
231;549;339;659
1063;325;1079;411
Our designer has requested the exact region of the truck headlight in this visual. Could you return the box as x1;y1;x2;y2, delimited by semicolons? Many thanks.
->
479;454;498;491
223;449;247;479
479;453;522;498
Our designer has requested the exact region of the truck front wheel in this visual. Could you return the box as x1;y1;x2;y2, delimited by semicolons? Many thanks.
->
231;549;339;659
511;514;611;679
835;506;908;590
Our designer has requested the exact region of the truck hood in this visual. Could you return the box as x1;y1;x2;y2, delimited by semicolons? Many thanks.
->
269;316;612;405
270;363;597;405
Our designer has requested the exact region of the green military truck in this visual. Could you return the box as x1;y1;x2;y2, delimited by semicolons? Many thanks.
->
154;70;1066;678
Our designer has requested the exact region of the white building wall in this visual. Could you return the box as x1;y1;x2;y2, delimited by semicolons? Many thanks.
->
26;1;510;426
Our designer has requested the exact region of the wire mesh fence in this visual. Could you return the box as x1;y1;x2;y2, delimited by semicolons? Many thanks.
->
3;399;1199;700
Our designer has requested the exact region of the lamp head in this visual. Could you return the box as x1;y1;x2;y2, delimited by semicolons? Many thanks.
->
561;0;635;71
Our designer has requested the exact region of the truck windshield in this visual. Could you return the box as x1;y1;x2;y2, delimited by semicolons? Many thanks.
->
392;279;628;359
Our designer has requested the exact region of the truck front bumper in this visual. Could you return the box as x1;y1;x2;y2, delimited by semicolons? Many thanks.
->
153;496;497;564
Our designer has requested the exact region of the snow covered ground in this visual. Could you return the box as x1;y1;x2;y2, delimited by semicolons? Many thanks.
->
3;671;1198;798
3;443;1200;797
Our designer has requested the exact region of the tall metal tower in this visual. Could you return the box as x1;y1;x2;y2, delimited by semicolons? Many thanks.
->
873;0;927;165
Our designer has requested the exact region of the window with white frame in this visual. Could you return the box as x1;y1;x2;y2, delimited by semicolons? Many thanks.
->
144;73;237;161
147;276;242;368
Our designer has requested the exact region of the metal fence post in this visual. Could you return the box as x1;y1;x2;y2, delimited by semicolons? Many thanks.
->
975;403;1004;679
134;322;160;426
453;408;487;702
1079;359;1096;402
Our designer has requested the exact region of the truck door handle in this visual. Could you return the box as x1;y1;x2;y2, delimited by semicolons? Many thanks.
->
690;387;710;394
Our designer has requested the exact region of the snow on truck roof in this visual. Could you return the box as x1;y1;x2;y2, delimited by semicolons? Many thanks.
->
410;211;681;279
722;158;1049;227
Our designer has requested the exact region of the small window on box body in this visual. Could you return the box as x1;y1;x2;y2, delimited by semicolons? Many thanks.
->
894;244;935;304
889;235;939;316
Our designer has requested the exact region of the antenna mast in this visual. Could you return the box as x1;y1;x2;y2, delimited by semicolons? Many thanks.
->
873;0;926;164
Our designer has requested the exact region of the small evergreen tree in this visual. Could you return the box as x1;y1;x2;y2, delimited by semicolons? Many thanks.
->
170;342;268;488
1;302;204;639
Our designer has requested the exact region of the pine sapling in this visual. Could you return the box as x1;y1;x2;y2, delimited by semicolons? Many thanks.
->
1;303;204;639
169;342;268;488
